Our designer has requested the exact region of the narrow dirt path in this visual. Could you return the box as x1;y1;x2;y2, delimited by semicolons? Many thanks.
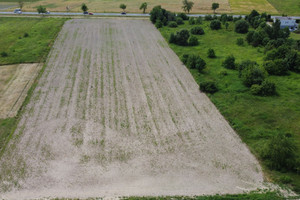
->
0;19;263;199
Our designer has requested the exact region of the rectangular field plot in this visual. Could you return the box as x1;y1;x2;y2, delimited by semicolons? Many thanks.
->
229;0;278;14
0;19;264;199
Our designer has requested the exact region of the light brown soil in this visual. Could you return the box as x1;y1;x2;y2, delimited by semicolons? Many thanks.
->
0;63;42;119
0;19;263;200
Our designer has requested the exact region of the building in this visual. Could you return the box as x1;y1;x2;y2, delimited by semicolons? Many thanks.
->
275;17;298;31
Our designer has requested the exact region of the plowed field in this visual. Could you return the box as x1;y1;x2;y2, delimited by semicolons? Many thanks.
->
0;19;263;199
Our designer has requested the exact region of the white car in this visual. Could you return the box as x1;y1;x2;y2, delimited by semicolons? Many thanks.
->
14;8;22;14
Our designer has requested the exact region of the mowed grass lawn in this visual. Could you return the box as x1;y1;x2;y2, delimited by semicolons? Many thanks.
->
0;17;66;155
267;0;300;16
160;21;300;192
229;0;278;14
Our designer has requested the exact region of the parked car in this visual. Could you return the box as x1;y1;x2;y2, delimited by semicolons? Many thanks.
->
46;11;50;14
14;8;21;14
83;11;88;14
88;12;93;15
121;12;126;15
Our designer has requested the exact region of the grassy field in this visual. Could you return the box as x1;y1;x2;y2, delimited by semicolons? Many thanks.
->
229;0;278;14
0;17;66;65
159;21;300;192
0;17;66;155
267;0;300;16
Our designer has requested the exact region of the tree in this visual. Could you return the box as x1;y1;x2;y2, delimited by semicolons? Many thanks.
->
37;5;46;14
200;81;218;93
120;4;126;12
182;0;194;13
187;55;206;71
222;55;235;69
188;36;199;46
235;19;249;34
139;2;147;13
207;48;216;58
170;29;190;46
210;19;221;30
18;1;24;10
212;3;219;14
241;65;267;87
190;26;204;35
81;3;88;12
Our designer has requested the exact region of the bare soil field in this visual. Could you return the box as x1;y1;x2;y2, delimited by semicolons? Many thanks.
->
13;0;231;13
0;19;263;199
0;63;42;118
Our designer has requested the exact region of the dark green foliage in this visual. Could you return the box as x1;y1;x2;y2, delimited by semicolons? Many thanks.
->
263;60;288;75
139;2;147;13
187;54;206;72
285;50;300;72
188;17;195;25
241;65;266;87
169;29;190;46
204;15;213;21
250;84;262;95
155;19;163;28
238;60;258;77
188;35;199;46
200;81;218;93
279;175;293;184
210;19;221;30
81;3;88;12
180;54;189;64
168;21;178;28
225;22;229;29
177;13;189;20
150;6;176;25
264;133;297;171
23;32;29;37
195;16;203;24
235;19;249;34
220;14;227;23
227;15;233;21
236;38;244;46
260;80;276;96
190;26;204;35
182;0;194;13
212;3;219;13
176;17;184;25
265;45;290;60
120;3;126;11
246;30;255;43
1;51;8;57
207;48;216;58
222;55;235;69
37;5;46;14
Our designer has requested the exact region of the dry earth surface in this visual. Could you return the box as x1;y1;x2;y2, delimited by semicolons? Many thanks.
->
0;63;42;118
0;19;264;199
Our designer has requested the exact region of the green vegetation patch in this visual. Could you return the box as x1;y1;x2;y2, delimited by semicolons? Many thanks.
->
159;20;300;192
267;0;300;16
0;17;66;65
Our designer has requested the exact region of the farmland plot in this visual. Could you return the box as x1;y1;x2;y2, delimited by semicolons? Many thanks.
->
0;19;263;199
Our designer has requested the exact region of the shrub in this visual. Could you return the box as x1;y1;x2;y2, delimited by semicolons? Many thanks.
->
187;54;206;72
177;13;189;20
205;15;213;21
222;55;235;69
265;133;297;170
279;175;292;184
260;80;276;96
190;26;205;35
227;15;233;21
219;70;228;76
238;60;258;77
263;60;288;75
235;19;249;33
188;36;199;46
210;20;221;30
1;51;8;57
250;84;262;95
246;30;255;43
169;29;190;46
155;19;163;28
285;50;300;72
176;17;184;25
241;65;266;87
24;32;29;37
236;38;244;46
168;21;178;27
189;17;195;25
196;16;203;24
207;48;216;58
220;14;227;23
181;54;189;64
200;81;218;93
150;5;175;25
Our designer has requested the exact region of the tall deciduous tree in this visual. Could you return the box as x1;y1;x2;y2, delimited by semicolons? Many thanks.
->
182;0;194;13
81;3;88;12
139;2;147;13
120;4;127;12
37;5;46;14
212;3;219;14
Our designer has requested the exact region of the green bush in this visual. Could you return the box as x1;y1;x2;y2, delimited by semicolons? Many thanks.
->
190;26;205;35
279;175;292;184
263;59;288;75
24;32;29;37
250;84;262;95
155;19;163;28
169;29;190;46
180;54;189;64
187;54;206;72
205;15;213;21
200;81;218;93
238;60;258;77
207;48;216;58
242;66;267;87
219;70;228;76
210;19;221;30
1;51;8;57
235;19;249;34
236;38;244;46
177;13;189;20
176;17;184;25
264;133;297;170
196;16;203;24
222;55;235;69
260;80;276;96
189;17;195;25
168;21;178;27
188;36;199;46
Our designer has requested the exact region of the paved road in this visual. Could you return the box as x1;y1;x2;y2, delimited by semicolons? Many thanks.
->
0;11;300;20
